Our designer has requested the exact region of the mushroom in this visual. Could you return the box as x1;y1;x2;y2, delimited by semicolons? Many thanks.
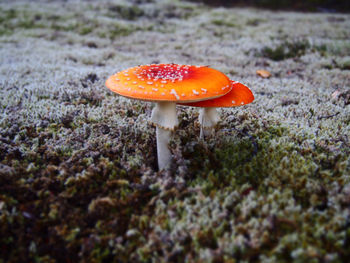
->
180;81;254;138
105;64;232;170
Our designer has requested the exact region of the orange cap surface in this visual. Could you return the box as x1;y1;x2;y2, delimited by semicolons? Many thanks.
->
180;81;254;107
105;64;231;103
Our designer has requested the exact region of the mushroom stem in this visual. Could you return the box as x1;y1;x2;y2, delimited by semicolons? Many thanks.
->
151;102;178;170
155;127;172;170
199;107;220;139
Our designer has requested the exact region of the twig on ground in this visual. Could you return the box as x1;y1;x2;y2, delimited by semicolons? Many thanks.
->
317;112;340;120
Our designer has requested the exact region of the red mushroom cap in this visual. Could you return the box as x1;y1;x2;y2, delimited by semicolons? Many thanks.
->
105;64;232;103
180;81;254;107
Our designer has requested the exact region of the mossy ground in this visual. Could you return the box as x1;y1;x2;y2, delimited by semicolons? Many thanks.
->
0;0;349;262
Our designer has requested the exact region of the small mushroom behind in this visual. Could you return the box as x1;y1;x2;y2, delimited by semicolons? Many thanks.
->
106;64;231;170
198;107;221;138
180;81;254;138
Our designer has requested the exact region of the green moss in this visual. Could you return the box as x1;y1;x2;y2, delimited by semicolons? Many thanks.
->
327;41;350;56
0;9;18;35
314;41;350;57
0;8;17;22
313;43;328;56
184;123;347;208
246;18;265;26
0;9;46;35
211;19;237;27
0;7;138;39
107;4;144;20
321;59;350;70
260;40;310;61
78;26;93;35
107;23;137;40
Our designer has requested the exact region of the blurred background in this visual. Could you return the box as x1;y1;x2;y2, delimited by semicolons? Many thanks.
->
187;0;350;12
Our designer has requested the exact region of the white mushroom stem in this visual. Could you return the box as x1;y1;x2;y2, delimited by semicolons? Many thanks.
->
155;128;172;171
199;107;220;139
150;102;178;170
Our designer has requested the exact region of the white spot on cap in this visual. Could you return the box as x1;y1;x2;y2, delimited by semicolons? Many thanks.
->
181;93;185;97
139;86;145;89
126;78;131;81
232;100;236;104
201;88;207;94
152;88;158;91
192;89;199;95
241;102;244;105
147;81;153;85
161;80;167;84
161;92;165;96
132;81;137;84
170;89;180;100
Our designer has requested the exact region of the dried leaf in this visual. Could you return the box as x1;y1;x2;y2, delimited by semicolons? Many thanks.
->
256;69;271;78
